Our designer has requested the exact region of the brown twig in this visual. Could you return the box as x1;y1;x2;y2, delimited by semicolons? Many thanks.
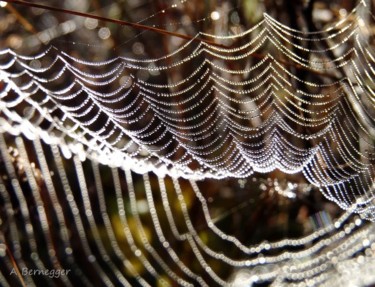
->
5;243;27;287
1;0;342;82
2;0;226;48
4;2;38;35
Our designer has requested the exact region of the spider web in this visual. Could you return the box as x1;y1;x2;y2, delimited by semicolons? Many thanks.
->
0;0;375;286
0;133;374;286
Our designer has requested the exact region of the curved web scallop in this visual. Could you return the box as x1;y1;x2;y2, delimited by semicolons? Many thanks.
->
0;0;375;286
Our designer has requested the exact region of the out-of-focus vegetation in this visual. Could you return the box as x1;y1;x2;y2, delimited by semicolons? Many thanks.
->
0;0;371;286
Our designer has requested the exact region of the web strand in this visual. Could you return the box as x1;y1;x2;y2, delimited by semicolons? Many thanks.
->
0;134;374;285
1;4;374;218
1;1;375;286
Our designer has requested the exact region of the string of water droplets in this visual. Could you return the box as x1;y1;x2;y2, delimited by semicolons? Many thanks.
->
0;133;374;286
1;1;375;219
1;0;375;286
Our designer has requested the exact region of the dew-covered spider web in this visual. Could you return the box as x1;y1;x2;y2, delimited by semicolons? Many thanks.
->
0;0;375;286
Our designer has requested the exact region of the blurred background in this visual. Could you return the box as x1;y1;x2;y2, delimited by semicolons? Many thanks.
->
1;0;374;286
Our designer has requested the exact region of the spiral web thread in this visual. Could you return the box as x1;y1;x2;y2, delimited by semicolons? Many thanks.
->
0;133;374;286
0;0;375;286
